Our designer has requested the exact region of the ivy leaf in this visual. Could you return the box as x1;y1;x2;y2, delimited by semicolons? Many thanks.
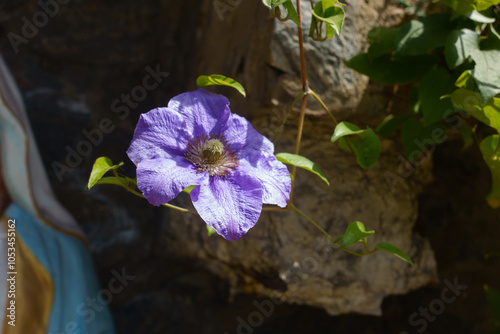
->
450;89;500;132
401;118;446;162
445;29;480;69
276;152;329;186
262;0;287;8
418;68;456;126
88;157;124;189
376;115;411;137
471;50;500;104
367;26;400;59
393;14;455;57
480;135;500;209
331;122;381;168
345;53;437;85
338;222;374;250
196;74;246;97
375;242;414;265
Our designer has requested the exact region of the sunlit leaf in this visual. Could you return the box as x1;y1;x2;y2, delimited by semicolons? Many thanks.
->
375;242;414;265
88;157;124;189
196;74;246;97
276;152;330;185
338;222;374;250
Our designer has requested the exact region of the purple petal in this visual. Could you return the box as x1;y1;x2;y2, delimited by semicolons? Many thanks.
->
167;88;231;137
239;154;291;208
190;172;263;241
136;156;207;206
223;113;291;207
127;107;191;165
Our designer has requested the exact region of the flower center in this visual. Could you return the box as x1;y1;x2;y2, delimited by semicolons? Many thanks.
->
184;134;239;177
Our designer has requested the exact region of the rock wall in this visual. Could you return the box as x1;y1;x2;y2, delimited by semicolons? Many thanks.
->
0;0;437;329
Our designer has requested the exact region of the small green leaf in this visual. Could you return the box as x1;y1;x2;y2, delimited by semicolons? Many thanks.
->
196;75;246;97
183;185;196;194
276;152;329;186
444;29;480;69
311;1;345;36
96;176;130;187
480;135;500;209
376;115;411;137
345;53;438;85
88;157;123;189
331;121;363;142
207;225;217;237
262;0;287;8
418;68;456;126
281;0;299;25
450;89;500;132
393;14;455;57
454;70;476;90
471;50;500;104
338;222;374;250
375;242;413;265
465;9;496;23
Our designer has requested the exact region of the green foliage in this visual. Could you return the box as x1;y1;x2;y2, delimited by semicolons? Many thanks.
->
480;135;500;209
276;152;330;185
331;122;381;168
196;75;246;97
338;222;374;249
401;118;446;161
451;89;500;132
345;53;438;85
470;50;500;104
418;68;456;126
444;29;480;69
375;242;414;265
485;285;500;328
309;0;345;39
88;157;124;189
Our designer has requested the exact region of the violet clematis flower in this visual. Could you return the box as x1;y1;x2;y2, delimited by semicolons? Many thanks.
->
127;88;291;241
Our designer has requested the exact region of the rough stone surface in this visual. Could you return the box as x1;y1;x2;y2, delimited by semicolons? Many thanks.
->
0;0;471;331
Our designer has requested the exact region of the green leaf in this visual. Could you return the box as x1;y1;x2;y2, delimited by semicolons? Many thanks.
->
276;152;329;186
480;135;500;208
393;14;455;57
375;242;414;265
471;50;500;104
376;115;411;137
401;118;446;162
450;89;500;132
345;53;438;85
438;0;475;15
331;121;364;142
281;0;299;25
207;225;217;237
454;70;476;90
96;176;130;187
475;0;500;11
309;0;345;38
196;75;246;97
418;68;456;126
88;157;124;189
262;0;287;8
485;285;500;325
465;9;496;23
331;122;381;168
445;29;480;69
338;222;374;250
183;185;196;194
482;25;500;51
367;26;400;59
333;235;344;244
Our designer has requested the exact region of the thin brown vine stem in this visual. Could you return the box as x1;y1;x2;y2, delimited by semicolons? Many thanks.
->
273;91;307;145
112;169;193;213
296;0;308;92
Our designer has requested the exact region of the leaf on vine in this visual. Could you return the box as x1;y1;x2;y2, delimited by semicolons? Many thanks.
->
470;50;500;104
480;135;500;209
450;89;500;132
276;152;330;185
331;122;381;168
475;0;500;11
454;70;476;91
393;14;455;57
96;176;130;187
196;74;246;97
88;157;124;189
309;0;345;39
345;53;438;85
401;118;446;162
262;0;287;9
465;9;495;23
367;26;400;59
338;221;374;250
444;29;480;69
375;242;413;265
418;68;456;126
